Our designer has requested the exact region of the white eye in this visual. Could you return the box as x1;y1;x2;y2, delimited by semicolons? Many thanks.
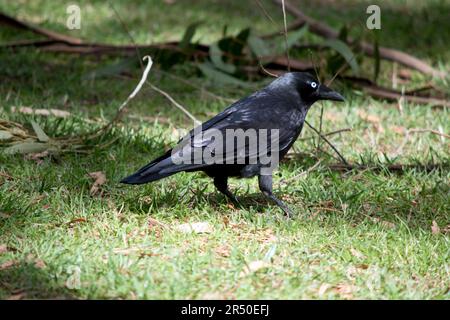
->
311;82;317;88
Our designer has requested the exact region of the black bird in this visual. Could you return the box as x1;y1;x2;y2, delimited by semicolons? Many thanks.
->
121;72;344;216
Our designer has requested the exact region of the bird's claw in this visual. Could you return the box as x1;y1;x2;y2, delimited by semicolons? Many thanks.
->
279;205;294;218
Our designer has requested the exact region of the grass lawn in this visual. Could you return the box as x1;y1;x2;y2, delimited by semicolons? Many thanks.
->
0;0;449;299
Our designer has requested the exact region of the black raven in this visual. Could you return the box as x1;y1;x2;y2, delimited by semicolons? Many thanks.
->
121;72;344;216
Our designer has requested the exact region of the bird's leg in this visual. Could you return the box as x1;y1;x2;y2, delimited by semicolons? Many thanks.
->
213;176;240;206
258;174;293;218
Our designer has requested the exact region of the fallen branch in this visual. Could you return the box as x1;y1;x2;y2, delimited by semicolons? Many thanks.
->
342;76;450;108
261;18;305;39
0;12;82;44
1;10;447;109
272;0;447;77
267;56;315;71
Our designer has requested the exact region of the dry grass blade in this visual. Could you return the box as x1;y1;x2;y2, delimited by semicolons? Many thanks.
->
281;0;291;71
279;159;322;185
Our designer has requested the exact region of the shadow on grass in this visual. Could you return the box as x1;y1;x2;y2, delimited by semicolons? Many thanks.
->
123;167;449;233
0;261;76;300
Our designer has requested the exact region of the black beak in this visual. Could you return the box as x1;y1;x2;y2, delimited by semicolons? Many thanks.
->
317;84;345;102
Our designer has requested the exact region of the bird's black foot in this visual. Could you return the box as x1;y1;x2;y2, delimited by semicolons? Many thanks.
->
258;174;293;218
223;190;241;208
214;176;241;208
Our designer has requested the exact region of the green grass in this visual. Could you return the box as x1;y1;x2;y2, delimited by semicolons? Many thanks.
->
0;0;449;299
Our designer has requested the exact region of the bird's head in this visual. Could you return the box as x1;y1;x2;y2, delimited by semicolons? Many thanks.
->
269;72;345;106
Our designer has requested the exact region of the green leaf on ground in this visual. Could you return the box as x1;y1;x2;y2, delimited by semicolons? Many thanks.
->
198;62;251;88
323;39;360;75
31;121;49;142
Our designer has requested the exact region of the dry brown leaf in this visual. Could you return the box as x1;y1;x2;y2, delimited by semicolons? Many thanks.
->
87;171;106;196
350;248;366;259
358;110;383;133
65;266;81;289
67;217;87;227
6;291;26;300
431;220;440;235
240;260;270;276
0;171;13;179
222;216;230;227
260;229;278;244
0;212;11;219
370;217;396;229
0;260;17;270
358;110;381;123
318;283;331;296
324;112;340;122
26;254;46;269
175;222;213;234
34;259;46;269
25;150;50;165
442;225;450;234
334;283;358;299
391;126;406;134
215;244;231;257
148;217;168;229
346;264;369;280
0;244;7;254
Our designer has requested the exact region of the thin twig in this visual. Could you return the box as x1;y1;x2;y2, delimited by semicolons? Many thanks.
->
112;57;153;123
279;159;322;185
317;104;324;152
298;127;352;141
328;163;448;173
108;2;143;69
258;60;279;78
156;69;235;103
81;55;153;140
254;0;278;26
147;82;201;126
407;128;450;139
262;18;305;38
281;0;291;71
394;127;449;156
304;120;349;165
107;4;200;127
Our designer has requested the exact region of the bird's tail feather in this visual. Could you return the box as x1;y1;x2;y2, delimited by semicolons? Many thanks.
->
120;169;176;185
120;149;176;185
120;149;208;185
